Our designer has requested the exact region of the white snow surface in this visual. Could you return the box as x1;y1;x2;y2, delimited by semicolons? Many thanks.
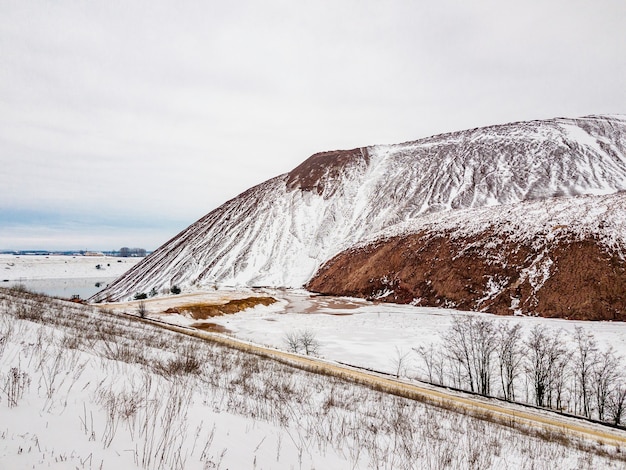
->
0;255;142;281
97;115;626;301
3;254;626;467
3;289;625;469
367;191;626;252
134;289;626;378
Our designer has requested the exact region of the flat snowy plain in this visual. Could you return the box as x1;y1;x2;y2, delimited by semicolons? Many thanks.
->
0;255;142;298
129;289;626;380
2;255;626;469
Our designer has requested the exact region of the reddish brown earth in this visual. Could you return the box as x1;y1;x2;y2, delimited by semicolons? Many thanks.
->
286;147;368;195
163;297;276;320
306;231;626;321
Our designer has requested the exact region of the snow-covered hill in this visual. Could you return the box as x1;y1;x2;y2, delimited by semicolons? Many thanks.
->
95;115;626;302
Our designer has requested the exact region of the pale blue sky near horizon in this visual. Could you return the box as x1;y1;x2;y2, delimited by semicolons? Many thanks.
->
1;0;625;251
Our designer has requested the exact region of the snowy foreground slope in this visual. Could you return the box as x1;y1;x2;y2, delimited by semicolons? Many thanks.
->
96;115;626;304
2;288;626;469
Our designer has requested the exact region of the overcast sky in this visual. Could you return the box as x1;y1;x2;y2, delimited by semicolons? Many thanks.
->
1;0;625;251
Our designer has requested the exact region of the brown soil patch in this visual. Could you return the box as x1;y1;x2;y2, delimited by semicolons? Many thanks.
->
163;296;276;320
190;322;231;333
286;148;369;195
307;231;626;321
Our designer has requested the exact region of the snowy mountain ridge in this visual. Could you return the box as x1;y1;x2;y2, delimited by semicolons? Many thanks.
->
95;114;626;302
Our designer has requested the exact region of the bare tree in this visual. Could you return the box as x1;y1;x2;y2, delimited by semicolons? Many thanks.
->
392;347;411;378
496;323;523;401
284;330;320;356
524;326;568;408
414;343;445;385
474;319;498;396
284;331;301;354
592;347;620;421
525;327;550;407
299;329;320;356
136;301;147;319
607;380;626;426
572;327;598;418
444;316;476;392
551;349;570;411
444;316;497;396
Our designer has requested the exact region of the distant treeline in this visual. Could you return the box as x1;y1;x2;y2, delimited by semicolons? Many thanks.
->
0;248;149;257
118;247;147;257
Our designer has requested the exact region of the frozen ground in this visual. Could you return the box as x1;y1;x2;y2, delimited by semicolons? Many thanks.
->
0;255;142;281
127;289;626;379
0;255;142;298
2;288;624;469
4;255;626;468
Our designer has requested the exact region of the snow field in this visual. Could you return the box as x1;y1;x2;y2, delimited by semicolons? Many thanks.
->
0;255;143;281
149;290;626;425
2;288;625;469
158;290;626;377
0;255;145;300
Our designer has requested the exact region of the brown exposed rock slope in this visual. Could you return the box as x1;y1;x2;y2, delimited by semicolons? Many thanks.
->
307;230;626;321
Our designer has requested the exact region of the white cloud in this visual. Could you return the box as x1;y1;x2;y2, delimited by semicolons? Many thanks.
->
1;0;625;249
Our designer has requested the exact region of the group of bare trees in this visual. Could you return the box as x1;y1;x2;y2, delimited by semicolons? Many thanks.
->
284;329;320;356
416;316;626;425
